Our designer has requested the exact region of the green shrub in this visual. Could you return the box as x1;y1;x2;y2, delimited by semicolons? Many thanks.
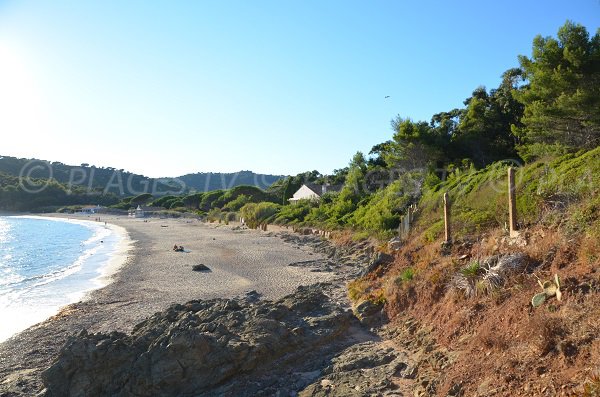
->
207;208;223;222
151;195;177;208
223;194;252;211
274;200;314;224
460;260;481;278
415;147;600;240
395;268;415;287
168;200;185;209
423;220;444;242
200;190;225;211
240;202;281;228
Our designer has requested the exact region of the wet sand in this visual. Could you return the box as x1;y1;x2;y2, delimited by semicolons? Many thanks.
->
0;215;334;394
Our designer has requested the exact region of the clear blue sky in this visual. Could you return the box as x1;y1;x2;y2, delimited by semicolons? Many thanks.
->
0;1;598;177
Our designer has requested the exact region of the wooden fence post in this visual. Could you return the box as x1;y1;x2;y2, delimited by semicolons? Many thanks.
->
443;192;451;243
508;167;518;236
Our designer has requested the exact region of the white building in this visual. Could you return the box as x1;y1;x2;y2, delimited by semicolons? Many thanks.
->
288;183;342;204
79;205;104;215
128;205;146;218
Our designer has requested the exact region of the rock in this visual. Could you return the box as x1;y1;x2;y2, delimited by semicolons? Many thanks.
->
447;381;463;396
388;237;402;251
300;342;409;397
355;300;382;317
243;290;261;303
192;264;210;271
353;299;384;326
360;252;394;276
41;284;355;397
440;241;452;255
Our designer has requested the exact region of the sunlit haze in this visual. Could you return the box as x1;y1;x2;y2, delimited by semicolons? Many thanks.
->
0;1;598;177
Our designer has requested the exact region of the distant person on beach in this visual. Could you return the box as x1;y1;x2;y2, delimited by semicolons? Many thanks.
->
173;244;184;252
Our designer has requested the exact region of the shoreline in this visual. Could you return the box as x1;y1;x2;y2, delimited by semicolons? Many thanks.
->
91;222;132;288
0;215;338;395
7;214;133;290
0;214;133;343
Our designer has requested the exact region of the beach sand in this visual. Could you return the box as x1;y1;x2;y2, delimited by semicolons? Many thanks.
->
0;215;335;394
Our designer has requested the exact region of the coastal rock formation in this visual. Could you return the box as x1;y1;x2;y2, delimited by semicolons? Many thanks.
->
353;299;385;326
41;284;357;397
300;342;410;396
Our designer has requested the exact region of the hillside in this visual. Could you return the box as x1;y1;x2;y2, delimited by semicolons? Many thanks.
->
0;155;285;211
178;170;284;192
350;147;600;395
0;155;179;197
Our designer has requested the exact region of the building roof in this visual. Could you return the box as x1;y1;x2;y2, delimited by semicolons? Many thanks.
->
302;183;343;196
304;183;323;195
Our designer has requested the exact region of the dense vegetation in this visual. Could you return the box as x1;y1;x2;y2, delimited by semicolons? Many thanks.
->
178;171;284;192
0;171;119;212
415;147;600;242
237;21;600;238
0;156;283;211
0;157;178;197
141;185;279;215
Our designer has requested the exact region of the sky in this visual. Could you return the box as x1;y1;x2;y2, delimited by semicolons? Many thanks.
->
0;1;598;178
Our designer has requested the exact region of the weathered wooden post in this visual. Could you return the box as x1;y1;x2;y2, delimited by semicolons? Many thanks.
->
508;167;518;236
443;192;451;243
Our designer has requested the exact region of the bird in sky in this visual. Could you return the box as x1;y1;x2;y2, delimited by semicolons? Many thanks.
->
384;95;390;99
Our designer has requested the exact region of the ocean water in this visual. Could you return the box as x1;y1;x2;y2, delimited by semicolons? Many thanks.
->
0;216;121;342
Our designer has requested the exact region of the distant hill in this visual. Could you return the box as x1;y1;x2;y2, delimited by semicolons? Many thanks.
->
0;155;177;197
0;155;285;197
178;171;285;192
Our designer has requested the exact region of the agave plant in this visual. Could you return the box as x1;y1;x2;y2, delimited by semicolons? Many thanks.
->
451;253;526;298
531;274;562;307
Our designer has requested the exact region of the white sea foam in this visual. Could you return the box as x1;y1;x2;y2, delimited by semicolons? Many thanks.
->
0;216;131;343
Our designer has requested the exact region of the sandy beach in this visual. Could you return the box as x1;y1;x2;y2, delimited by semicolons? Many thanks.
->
0;215;336;394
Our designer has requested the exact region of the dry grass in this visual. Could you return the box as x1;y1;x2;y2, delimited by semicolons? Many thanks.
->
370;220;600;395
527;314;568;356
576;371;600;397
347;279;369;302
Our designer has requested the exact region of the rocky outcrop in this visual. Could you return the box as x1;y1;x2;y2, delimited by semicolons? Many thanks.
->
279;233;377;279
41;285;357;397
300;342;410;396
360;252;394;277
353;299;385;326
41;233;408;397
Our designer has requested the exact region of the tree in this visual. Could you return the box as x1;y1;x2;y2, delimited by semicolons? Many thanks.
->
344;152;368;195
130;193;153;206
513;21;600;160
385;117;444;170
182;193;204;209
453;71;523;167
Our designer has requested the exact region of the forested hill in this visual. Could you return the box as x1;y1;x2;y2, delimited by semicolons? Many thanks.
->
0;155;284;198
177;171;284;192
0;156;173;197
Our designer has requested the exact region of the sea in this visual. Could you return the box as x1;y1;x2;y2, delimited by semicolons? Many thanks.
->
0;215;122;343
